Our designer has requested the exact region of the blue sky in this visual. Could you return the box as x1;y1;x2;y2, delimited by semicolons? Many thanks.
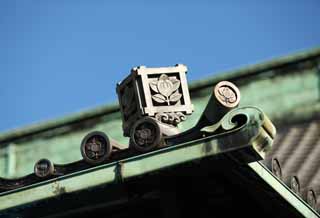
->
1;0;320;132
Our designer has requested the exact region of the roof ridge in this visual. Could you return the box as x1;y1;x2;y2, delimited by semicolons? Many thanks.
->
189;47;320;91
1;47;320;143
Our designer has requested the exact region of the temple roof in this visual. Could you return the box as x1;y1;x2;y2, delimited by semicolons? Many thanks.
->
0;47;320;216
1;47;320;144
0;133;318;218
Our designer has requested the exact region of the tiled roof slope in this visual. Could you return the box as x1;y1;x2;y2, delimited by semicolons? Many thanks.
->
264;120;320;212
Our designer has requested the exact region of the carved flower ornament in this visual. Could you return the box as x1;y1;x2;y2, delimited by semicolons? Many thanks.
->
217;86;236;104
150;74;182;105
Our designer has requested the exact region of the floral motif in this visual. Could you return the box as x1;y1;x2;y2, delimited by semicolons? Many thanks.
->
150;74;182;105
135;128;153;146
217;86;236;104
85;136;106;159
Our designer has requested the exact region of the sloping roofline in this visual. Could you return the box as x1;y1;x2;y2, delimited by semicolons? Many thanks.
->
1;131;319;217
1;47;320;143
189;47;320;91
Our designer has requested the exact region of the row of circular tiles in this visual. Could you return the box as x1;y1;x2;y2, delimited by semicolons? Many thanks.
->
271;157;320;212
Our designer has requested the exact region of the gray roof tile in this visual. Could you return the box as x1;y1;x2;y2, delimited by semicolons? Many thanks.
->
264;120;320;212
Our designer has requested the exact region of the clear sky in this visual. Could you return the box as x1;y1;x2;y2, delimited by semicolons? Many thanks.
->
1;0;320;132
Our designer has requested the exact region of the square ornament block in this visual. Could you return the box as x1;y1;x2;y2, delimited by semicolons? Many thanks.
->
117;64;194;136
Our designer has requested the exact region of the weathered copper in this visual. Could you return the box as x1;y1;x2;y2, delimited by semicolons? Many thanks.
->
55;66;248;164
0;64;276;192
61;65;275;164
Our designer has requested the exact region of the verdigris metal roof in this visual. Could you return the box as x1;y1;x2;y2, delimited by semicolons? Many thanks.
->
0;47;320;216
0;133;318;218
0;47;320;144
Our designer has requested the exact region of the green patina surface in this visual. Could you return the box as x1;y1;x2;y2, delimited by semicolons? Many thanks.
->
0;48;320;178
0;137;318;218
1;130;318;218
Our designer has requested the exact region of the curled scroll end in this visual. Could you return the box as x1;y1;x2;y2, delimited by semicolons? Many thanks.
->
252;128;274;159
201;122;221;133
261;113;277;139
34;158;54;178
200;110;240;133
201;106;277;160
200;106;254;134
252;112;277;159
214;81;241;108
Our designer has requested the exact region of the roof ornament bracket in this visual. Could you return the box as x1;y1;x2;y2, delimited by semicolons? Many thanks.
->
0;64;276;193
